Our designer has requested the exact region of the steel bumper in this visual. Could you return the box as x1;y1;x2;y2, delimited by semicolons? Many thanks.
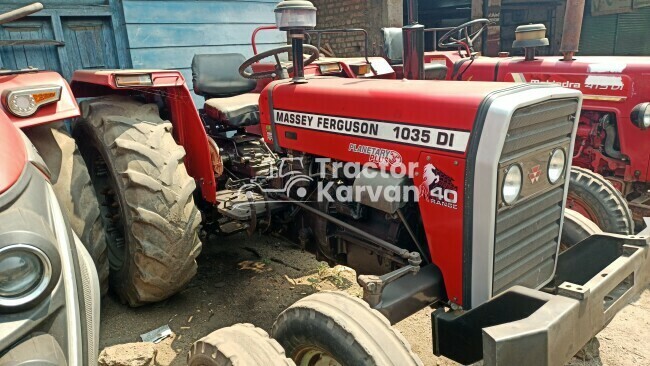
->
432;230;650;366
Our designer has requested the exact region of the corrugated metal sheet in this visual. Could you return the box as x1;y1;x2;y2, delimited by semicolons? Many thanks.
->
581;6;650;55
580;13;617;55
122;0;287;104
615;6;650;55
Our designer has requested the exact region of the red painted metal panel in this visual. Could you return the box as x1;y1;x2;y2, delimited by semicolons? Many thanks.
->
0;114;26;194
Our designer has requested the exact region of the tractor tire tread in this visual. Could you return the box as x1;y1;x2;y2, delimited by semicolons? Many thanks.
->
273;291;423;366
75;95;201;306
568;166;634;235
188;323;295;366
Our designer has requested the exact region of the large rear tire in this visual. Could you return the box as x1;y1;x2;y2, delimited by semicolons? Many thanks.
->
566;166;634;235
272;292;423;366
73;96;202;306
188;324;295;366
25;122;109;296
561;208;603;251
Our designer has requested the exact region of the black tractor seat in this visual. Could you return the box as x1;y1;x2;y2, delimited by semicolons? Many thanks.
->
192;53;260;127
204;93;260;127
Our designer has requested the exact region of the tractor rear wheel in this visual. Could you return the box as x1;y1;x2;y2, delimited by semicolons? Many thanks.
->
561;208;603;251
25;122;109;296
566;167;634;235
272;292;423;366
188;324;295;366
73;96;202;306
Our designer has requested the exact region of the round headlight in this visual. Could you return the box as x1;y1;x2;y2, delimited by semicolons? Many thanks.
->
7;93;37;117
631;102;650;130
0;245;51;307
502;164;523;205
548;149;566;184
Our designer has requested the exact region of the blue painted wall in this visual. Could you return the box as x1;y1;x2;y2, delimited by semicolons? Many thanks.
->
122;0;286;103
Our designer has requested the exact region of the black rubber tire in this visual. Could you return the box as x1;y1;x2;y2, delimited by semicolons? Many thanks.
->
73;95;202;306
561;208;603;250
272;291;423;366
188;324;295;366
567;166;634;235
25;122;109;296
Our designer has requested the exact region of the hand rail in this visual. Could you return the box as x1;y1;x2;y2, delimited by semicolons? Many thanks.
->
0;2;43;25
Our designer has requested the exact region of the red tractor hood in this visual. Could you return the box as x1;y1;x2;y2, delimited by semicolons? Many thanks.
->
0;115;27;194
260;77;517;157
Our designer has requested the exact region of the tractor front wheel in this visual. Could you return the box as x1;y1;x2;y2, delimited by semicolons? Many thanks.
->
188;324;294;366
272;292;423;366
73;96;202;306
566;167;634;235
560;208;603;251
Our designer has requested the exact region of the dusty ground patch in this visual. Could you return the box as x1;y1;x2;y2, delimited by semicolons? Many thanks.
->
100;233;650;365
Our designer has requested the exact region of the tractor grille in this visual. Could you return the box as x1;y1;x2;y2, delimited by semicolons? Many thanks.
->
492;99;578;296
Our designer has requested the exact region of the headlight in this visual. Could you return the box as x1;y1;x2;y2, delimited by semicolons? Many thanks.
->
548;148;566;184
2;86;62;117
502;164;523;205
631;102;650;130
0;244;51;307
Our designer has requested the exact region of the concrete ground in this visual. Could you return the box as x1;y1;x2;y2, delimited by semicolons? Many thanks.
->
100;232;650;365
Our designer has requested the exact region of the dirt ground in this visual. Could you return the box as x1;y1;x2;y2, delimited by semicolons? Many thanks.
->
100;233;650;365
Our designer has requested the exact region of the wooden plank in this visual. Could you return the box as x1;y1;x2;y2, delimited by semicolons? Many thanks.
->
126;23;284;48
130;42;286;69
123;0;278;24
109;0;132;68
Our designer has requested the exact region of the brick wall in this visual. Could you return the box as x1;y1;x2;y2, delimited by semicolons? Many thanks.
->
311;0;402;57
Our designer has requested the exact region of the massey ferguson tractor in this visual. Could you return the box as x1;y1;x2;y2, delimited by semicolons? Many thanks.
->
49;0;650;364
380;0;648;236
0;6;100;362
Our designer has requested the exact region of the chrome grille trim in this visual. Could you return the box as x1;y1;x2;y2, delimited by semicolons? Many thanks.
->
492;99;578;296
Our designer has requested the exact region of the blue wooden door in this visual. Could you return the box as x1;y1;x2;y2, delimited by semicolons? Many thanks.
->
0;0;129;79
0;19;61;72
61;17;119;75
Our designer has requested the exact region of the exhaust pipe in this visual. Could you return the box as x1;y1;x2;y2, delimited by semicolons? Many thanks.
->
403;0;424;80
0;2;43;25
559;0;585;61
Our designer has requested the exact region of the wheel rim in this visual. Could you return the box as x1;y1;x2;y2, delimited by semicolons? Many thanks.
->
295;347;342;366
566;195;601;227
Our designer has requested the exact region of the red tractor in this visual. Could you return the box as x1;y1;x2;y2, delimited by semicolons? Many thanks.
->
62;0;650;364
0;4;100;364
380;1;648;236
4;0;649;364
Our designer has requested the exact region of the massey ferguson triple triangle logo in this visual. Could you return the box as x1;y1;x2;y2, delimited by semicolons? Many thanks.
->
529;165;542;183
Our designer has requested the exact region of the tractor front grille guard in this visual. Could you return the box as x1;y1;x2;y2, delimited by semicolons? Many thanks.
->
493;99;578;295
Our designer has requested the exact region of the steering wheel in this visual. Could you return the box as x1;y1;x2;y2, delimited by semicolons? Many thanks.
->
238;44;320;80
438;19;491;55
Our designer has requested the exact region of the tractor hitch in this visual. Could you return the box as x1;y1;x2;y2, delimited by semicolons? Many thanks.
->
432;230;650;366
358;264;443;324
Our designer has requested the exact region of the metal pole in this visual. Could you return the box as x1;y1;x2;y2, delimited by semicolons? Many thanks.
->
560;0;585;61
290;30;306;83
403;0;424;80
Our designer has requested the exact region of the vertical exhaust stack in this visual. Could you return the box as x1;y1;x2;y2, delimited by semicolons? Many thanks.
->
403;0;424;80
559;0;585;61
